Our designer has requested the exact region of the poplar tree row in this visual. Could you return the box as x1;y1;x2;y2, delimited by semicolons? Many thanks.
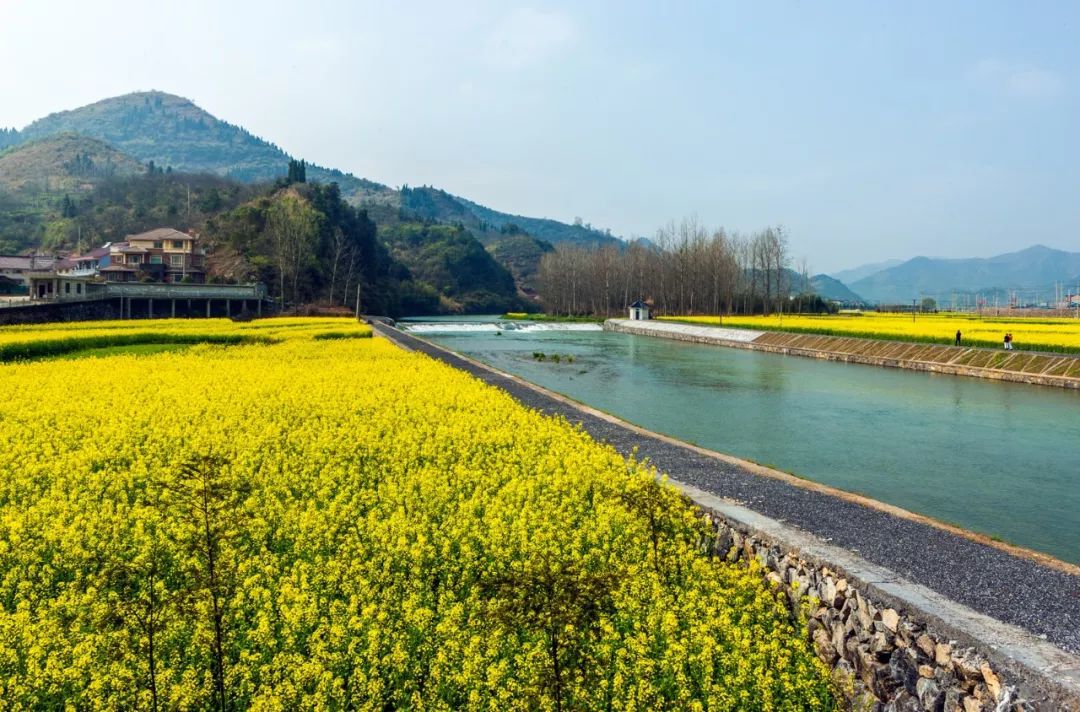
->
537;219;811;317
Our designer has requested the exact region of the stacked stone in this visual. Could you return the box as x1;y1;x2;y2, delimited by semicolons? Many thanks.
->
706;517;1034;712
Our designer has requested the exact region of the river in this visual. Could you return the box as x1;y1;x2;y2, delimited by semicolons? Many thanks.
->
401;316;1080;565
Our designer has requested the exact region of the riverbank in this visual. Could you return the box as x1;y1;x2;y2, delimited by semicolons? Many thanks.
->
661;312;1080;354
606;319;1080;389
373;321;1080;710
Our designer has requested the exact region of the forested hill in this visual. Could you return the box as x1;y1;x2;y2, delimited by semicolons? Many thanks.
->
400;185;622;249
809;274;865;305
6;91;620;248
0;133;143;193
11;91;395;204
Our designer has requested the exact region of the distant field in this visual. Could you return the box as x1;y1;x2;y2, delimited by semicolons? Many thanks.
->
660;312;1080;354
502;311;602;322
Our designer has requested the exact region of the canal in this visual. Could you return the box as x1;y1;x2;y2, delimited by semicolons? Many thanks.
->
403;317;1080;565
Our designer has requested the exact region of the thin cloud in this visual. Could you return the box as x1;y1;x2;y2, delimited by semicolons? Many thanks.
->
484;7;578;70
970;59;1065;99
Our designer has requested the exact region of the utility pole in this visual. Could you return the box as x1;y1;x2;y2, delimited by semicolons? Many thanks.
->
354;283;361;320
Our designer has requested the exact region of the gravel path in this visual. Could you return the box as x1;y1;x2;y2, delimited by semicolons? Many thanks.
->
375;324;1080;655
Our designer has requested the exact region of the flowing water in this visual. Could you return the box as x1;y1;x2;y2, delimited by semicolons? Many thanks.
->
402;316;1080;564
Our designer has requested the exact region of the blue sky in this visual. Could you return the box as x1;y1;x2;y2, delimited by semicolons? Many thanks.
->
1;0;1077;272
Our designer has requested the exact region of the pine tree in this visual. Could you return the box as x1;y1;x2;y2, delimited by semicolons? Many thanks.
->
286;159;307;184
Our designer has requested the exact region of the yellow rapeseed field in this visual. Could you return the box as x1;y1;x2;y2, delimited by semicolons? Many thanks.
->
0;318;835;710
662;312;1080;353
0;317;372;361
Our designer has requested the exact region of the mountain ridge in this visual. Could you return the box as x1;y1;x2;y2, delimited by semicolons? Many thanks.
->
829;258;904;285
850;245;1080;303
6;90;616;250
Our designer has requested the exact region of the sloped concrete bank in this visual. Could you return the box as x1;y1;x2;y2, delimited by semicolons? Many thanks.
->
605;319;1080;390
372;321;1080;711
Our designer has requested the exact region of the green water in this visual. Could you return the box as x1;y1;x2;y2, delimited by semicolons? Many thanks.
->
407;318;1080;564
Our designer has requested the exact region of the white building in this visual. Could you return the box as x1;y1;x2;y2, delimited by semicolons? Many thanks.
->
628;299;650;320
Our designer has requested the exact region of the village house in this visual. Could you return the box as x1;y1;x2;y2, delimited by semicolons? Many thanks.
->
24;273;102;300
0;254;58;293
96;228;206;283
56;245;110;278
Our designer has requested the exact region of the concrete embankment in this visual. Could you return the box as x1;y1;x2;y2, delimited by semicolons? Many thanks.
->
373;321;1080;711
605;319;1080;390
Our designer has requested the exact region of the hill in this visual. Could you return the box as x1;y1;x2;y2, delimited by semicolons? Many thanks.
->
455;195;622;249
13;91;395;204
4;91;626;300
400;185;620;248
397;186;560;295
809;274;865;304
0;133;143;193
850;245;1080;303
0;134;149;251
10;92;617;249
379;222;524;313
829;258;903;285
481;231;554;301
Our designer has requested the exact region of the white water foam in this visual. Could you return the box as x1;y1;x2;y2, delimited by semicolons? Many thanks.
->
403;321;603;334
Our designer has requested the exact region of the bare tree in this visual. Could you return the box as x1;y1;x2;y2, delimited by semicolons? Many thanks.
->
536;218;798;318
328;227;346;305
265;192;318;306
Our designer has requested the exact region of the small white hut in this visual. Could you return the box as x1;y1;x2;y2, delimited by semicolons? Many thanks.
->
628;299;650;320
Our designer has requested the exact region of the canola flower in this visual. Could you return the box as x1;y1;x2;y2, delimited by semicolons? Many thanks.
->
0;317;371;361
661;312;1080;353
0;318;835;710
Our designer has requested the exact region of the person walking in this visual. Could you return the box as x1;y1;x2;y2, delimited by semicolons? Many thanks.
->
955;329;962;346
1004;332;1013;350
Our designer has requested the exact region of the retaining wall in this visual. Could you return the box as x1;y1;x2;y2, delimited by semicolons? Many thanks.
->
694;497;1077;711
0;298;119;325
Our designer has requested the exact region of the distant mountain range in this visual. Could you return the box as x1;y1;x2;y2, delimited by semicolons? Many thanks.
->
842;245;1080;304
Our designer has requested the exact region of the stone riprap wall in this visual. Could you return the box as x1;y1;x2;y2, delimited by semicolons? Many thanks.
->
703;511;1044;712
605;319;1080;390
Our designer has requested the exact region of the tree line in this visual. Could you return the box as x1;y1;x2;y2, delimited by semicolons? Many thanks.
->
537;218;826;317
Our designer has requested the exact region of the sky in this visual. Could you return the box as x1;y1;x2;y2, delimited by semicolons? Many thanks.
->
1;0;1078;273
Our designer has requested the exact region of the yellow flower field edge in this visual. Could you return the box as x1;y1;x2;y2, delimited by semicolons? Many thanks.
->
0;322;836;710
0;317;371;361
661;312;1080;354
501;312;601;323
